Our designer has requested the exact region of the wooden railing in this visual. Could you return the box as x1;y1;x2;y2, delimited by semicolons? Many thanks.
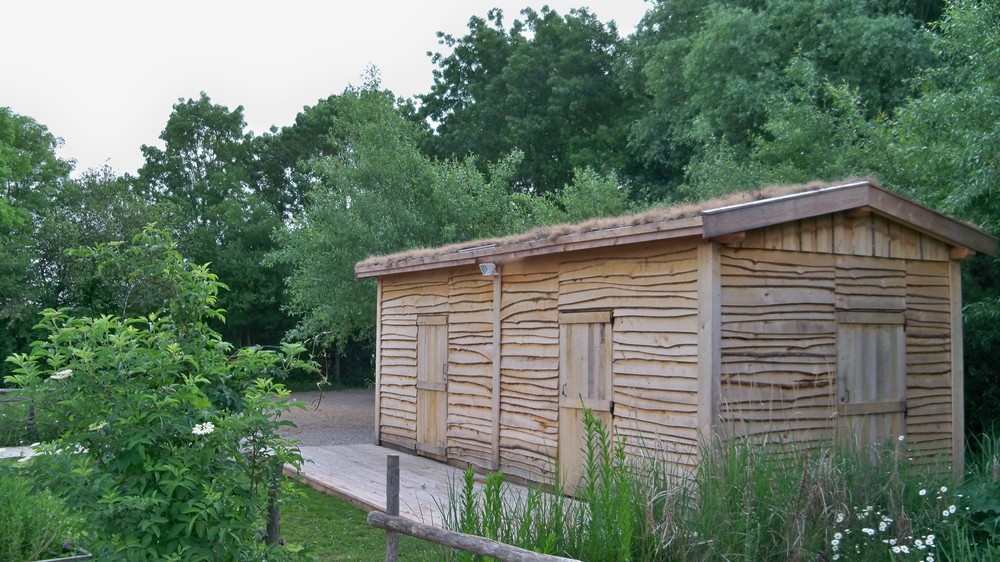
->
367;455;580;562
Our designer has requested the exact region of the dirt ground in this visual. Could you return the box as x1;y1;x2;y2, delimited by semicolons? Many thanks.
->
277;388;376;446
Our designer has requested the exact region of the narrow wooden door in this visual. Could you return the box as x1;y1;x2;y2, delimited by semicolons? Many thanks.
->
836;310;906;448
558;311;613;493
416;316;448;458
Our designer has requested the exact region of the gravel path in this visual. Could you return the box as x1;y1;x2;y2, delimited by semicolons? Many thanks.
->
277;388;376;446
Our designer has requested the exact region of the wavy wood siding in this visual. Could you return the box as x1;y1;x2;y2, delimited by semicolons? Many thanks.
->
721;216;956;465
904;260;953;463
498;257;560;482
446;272;495;471
379;271;450;450
719;248;838;445
559;243;702;470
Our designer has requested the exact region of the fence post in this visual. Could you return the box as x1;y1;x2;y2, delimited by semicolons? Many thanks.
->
27;398;37;442
385;454;400;562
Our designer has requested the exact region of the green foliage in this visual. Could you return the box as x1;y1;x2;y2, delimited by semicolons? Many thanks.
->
875;0;1000;433
417;7;636;193
0;108;75;378
445;409;655;562
445;412;998;561
4;227;314;561
629;0;933;197
271;84;634;353
137;93;292;348
0;471;84;561
680;56;879;200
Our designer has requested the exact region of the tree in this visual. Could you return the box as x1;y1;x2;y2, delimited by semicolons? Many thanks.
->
876;0;1000;434
416;7;636;193
5;227;312;560
271;85;634;363
0;108;75;376
628;0;934;199
137;94;291;346
680;57;879;200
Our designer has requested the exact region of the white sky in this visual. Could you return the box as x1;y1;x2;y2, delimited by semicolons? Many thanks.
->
1;1;650;176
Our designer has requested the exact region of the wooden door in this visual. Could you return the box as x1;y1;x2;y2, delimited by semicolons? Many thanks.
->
416;316;448;458
836;311;906;448
558;311;613;492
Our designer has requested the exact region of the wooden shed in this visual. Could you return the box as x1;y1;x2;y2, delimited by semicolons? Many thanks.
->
355;180;997;483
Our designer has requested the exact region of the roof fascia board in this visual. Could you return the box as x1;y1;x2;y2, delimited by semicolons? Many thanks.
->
703;181;997;256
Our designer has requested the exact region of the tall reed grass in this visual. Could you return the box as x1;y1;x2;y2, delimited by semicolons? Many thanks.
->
444;409;999;562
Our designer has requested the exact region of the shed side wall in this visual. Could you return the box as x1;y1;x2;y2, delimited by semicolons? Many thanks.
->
379;271;450;450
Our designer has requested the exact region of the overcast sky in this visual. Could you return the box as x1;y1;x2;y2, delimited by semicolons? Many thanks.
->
2;1;649;176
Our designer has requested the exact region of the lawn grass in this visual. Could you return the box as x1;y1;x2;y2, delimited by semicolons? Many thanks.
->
280;482;444;561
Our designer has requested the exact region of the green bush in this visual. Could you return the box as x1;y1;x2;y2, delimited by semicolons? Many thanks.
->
4;228;315;561
0;471;82;561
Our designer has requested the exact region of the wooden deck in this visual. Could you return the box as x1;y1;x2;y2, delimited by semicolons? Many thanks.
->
288;444;533;526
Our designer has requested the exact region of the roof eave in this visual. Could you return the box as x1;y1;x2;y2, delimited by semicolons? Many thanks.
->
702;181;998;257
355;216;704;279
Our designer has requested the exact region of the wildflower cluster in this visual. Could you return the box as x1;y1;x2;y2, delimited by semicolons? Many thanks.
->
192;421;215;436
829;485;960;561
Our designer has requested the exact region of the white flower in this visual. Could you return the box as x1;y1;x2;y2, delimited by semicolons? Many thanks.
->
834;532;843;540
51;369;73;380
940;486;948;493
831;539;840;547
900;545;910;554
942;509;950;517
835;512;846;524
926;534;935;544
192;422;215;436
89;421;108;431
892;546;901;554
948;505;956;514
898;435;905;441
919;488;927;496
862;528;876;536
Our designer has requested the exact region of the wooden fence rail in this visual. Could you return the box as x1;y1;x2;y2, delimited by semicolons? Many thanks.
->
369;454;580;562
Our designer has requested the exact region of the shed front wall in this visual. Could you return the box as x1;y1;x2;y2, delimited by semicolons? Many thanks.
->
720;210;957;465
377;240;703;482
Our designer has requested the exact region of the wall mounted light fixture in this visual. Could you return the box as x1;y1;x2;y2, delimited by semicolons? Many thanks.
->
479;262;499;276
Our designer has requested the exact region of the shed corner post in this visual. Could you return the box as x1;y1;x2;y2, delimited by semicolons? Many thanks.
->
375;277;383;447
949;260;965;478
491;268;502;471
697;241;722;450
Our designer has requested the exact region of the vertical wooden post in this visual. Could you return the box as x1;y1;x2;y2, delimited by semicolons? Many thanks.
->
375;279;383;446
949;260;965;478
386;454;400;562
697;241;722;443
491;269;502;470
27;398;36;442
266;484;279;545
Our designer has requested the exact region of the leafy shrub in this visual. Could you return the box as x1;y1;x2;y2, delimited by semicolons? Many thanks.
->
0;470;82;561
4;227;314;561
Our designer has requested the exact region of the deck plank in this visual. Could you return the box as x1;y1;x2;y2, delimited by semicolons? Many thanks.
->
287;444;534;527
